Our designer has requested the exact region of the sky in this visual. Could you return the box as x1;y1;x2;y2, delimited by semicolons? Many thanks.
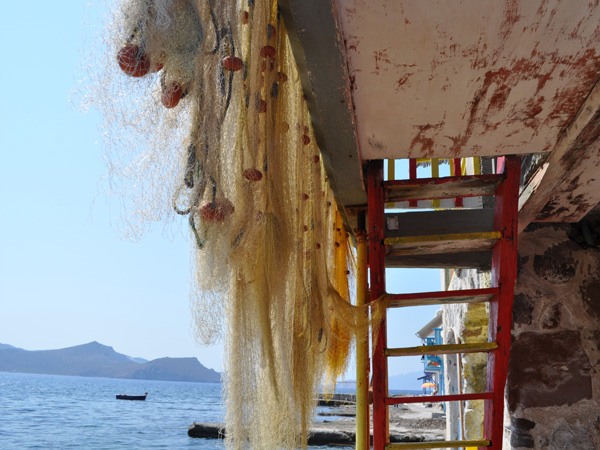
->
0;2;443;378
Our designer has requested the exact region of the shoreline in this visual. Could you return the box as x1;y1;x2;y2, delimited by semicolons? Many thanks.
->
189;402;445;445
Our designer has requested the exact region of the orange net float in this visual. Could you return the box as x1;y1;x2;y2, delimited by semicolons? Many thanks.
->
161;82;183;109
243;168;263;181
150;61;164;73
277;72;288;83
260;45;276;58
198;200;234;223
256;99;267;113
117;44;150;77
222;56;244;71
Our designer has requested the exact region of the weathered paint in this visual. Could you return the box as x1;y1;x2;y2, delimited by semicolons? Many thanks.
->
485;156;521;449
385;342;498;357
386;231;501;256
384;174;503;202
386;440;491;450
518;71;600;229
388;287;499;308
279;0;366;224
386;392;493;405
337;0;600;159
367;161;389;450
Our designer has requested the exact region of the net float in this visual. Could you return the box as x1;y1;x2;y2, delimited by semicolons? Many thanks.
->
260;46;276;58
277;72;288;83
312;155;320;163
243;168;263;181
150;61;164;73
198;199;235;223
161;82;183;109
222;56;244;71
256;99;267;113
242;11;249;24
117;44;150;77
302;135;311;146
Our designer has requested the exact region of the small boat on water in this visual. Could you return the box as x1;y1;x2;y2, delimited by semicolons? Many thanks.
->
116;393;147;401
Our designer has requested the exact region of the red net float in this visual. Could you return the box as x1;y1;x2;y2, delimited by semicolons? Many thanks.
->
161;82;183;109
117;44;150;77
243;168;263;181
198;200;235;223
222;56;244;71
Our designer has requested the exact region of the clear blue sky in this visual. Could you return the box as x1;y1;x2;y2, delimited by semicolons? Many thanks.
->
0;2;442;377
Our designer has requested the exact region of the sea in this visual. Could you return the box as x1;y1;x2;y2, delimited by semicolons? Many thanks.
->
0;372;361;450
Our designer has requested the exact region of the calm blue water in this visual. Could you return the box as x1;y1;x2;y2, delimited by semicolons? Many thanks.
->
0;372;225;450
0;373;363;450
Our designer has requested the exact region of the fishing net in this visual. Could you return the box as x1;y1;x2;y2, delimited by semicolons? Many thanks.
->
81;1;374;449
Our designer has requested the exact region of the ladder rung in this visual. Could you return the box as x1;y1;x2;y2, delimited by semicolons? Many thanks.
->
386;251;492;270
385;342;498;357
388;287;499;308
386;392;493;405
384;209;494;239
384;173;503;202
385;231;502;256
386;439;491;449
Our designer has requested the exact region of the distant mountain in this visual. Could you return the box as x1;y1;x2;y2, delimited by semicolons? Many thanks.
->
0;341;220;383
128;357;220;383
388;371;424;391
127;356;149;364
0;343;17;350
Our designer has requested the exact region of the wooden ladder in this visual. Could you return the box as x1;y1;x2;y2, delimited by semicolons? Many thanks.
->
367;156;520;450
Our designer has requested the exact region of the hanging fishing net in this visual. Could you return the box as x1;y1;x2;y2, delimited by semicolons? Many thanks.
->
80;1;375;449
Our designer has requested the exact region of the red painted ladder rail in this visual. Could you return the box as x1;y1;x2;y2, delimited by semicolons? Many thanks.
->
367;156;520;450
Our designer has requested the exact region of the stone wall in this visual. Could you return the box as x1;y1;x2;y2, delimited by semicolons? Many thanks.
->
507;223;600;449
443;269;491;442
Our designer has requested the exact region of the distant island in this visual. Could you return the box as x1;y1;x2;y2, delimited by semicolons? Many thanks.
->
0;341;220;383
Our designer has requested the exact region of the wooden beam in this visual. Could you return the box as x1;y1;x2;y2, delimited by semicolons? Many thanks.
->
386;392;493;405
278;0;366;230
385;251;492;270
384;209;494;239
519;78;600;232
385;232;501;256
386;439;491;450
384;175;503;202
388;287;499;308
385;342;498;357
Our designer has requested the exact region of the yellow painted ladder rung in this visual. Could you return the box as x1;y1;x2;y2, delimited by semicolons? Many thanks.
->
385;342;498;357
386;439;491;449
384;231;502;246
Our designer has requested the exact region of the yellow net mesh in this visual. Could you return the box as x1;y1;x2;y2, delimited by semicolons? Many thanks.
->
80;0;373;448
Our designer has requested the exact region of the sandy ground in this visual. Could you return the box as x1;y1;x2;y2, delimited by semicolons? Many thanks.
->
314;402;446;441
